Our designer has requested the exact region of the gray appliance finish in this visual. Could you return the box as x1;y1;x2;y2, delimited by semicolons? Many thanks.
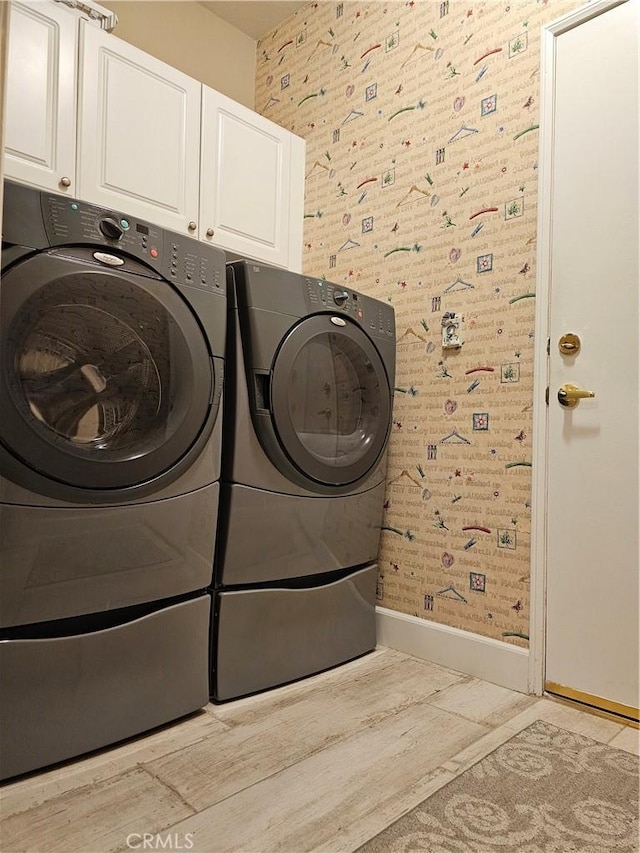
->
0;181;226;779
213;261;395;701
216;564;378;701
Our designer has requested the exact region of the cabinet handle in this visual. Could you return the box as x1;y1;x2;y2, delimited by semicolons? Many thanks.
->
59;176;71;188
188;220;197;231
206;228;214;237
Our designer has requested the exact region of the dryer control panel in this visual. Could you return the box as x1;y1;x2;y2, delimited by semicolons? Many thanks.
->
304;277;395;340
230;260;395;345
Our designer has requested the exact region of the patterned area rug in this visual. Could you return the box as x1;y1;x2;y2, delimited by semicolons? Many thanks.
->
358;721;639;852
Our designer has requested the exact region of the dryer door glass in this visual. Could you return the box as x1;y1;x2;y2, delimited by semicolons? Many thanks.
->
0;255;215;490
271;315;391;486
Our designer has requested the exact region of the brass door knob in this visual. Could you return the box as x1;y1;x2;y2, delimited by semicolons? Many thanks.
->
558;383;596;408
188;220;197;231
59;176;71;188
206;228;214;237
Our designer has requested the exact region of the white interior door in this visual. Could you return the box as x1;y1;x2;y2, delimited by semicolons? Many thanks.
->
544;0;639;717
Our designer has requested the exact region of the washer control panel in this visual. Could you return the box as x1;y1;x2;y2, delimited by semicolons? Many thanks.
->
42;193;224;292
304;277;395;339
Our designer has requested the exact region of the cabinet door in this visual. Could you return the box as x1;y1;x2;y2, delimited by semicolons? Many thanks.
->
77;23;201;234
4;1;77;194
200;87;305;270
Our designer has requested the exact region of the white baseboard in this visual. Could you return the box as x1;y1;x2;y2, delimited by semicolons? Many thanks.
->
376;607;530;694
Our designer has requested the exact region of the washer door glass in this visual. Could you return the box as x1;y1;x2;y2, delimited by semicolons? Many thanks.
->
270;315;391;486
0;256;213;490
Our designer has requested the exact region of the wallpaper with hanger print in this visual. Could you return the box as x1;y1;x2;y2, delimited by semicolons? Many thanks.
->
255;0;581;648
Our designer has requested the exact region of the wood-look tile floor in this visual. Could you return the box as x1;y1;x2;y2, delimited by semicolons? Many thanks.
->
1;647;637;853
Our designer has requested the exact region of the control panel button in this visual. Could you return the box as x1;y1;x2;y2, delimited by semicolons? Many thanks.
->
150;248;159;258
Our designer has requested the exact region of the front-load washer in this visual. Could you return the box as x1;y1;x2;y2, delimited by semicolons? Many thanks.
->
212;260;395;700
0;181;226;779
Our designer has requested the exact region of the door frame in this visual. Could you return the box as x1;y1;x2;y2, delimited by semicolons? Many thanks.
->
528;0;631;695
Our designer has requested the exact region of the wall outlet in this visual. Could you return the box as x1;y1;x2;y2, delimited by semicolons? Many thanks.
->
442;312;462;349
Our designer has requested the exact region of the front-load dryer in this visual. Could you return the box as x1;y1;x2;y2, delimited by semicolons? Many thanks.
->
213;260;395;700
0;181;226;779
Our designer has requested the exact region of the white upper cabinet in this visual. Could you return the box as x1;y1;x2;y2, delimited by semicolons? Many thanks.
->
200;88;305;271
3;1;305;268
77;22;201;235
4;0;77;194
